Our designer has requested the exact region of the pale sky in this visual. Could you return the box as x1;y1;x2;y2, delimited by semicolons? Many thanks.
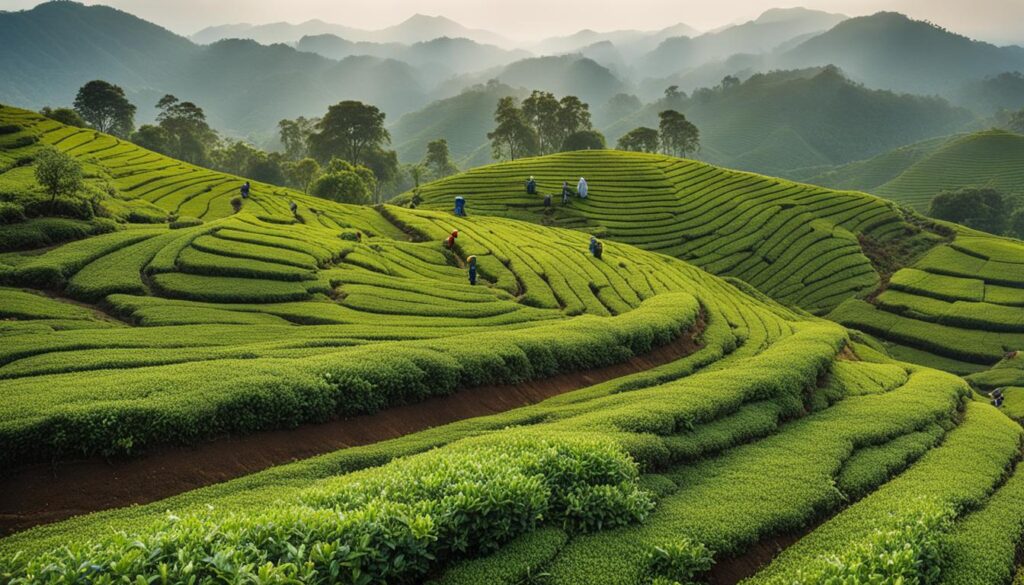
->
2;0;1022;44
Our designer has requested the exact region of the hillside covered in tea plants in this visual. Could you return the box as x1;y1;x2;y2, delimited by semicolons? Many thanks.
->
409;151;1024;376
2;104;1024;585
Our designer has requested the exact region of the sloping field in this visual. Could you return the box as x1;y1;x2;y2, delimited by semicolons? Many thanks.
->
407;149;1024;375
830;236;1024;373
3;106;1024;584
875;130;1024;209
808;131;1024;211
409;150;936;314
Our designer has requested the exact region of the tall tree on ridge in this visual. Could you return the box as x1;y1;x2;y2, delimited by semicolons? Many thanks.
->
658;110;700;158
278;116;318;160
308;101;390;167
488;97;539;162
425;138;457;179
73;80;136;138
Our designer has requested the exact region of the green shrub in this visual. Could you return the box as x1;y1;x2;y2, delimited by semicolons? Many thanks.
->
0;434;652;585
0;201;25;224
790;500;953;585
169;216;203;229
645;537;714;584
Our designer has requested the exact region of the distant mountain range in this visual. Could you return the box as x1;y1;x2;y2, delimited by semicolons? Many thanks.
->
1;0;1022;175
192;14;514;48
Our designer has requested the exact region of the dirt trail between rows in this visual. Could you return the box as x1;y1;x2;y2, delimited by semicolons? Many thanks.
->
0;319;704;536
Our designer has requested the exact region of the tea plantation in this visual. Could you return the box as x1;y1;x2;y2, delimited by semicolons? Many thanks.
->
2;104;1024;584
408;149;1024;375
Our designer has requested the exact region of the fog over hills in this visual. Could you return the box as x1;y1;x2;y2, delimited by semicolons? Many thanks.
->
2;0;1022;174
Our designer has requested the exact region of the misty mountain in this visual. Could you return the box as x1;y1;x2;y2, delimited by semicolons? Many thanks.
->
181;40;426;137
493;55;627;107
531;22;700;59
608;67;975;176
391;81;527;168
296;35;530;76
777;12;1024;96
192;13;512;48
0;2;426;140
639;8;847;79
0;1;197;107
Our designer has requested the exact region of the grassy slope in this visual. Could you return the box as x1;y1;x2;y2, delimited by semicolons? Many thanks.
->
808;130;1024;211
2;107;1024;585
408;150;1024;372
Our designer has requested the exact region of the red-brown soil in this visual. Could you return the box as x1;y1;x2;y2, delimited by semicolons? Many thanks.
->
0;319;704;536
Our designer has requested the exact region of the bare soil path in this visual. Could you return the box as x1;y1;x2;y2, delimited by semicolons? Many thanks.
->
0;319;704;536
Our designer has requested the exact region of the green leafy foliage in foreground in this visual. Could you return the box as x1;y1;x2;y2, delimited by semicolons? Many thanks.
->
0;434;651;585
3;103;1024;585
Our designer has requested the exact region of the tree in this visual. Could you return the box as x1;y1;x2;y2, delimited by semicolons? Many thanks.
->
131;125;172;155
155;95;218;165
488;97;539;161
1008;208;1024;239
425;139;457;178
562;129;606;151
659;110;700;157
284;158;320;193
40;107;85;127
1009;108;1024;134
310;163;373;205
73;80;136;137
720;75;741;90
34;147;83;209
557;96;592;140
522;91;562;154
246;152;286;186
617;127;660;153
361;148;399;201
308;101;390;166
213;140;261;176
278;116;318;160
929;188;1008;235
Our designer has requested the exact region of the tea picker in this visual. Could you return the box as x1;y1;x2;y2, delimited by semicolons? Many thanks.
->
467;255;478;285
240;181;250;199
454;196;466;217
526;176;537;195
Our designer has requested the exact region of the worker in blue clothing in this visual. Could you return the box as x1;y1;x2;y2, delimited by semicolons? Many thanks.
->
526;176;537;195
454;196;466;217
589;236;604;259
240;181;250;199
467;255;478;285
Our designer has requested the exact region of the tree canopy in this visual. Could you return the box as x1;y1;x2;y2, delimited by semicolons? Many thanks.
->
617;127;660;153
928;187;1009;235
658;110;700;158
278;116;318;160
562;129;606;152
310;158;375;204
308;101;390;167
425;139;458;179
488;97;539;161
73;80;136;138
34;147;83;207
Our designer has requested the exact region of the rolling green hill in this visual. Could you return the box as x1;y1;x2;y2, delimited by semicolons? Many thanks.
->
3;105;1024;585
809;130;1024;210
407;149;1024;373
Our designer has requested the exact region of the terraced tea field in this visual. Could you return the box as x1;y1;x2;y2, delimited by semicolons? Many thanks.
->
409;149;1024;374
3;105;1024;584
808;130;1024;211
